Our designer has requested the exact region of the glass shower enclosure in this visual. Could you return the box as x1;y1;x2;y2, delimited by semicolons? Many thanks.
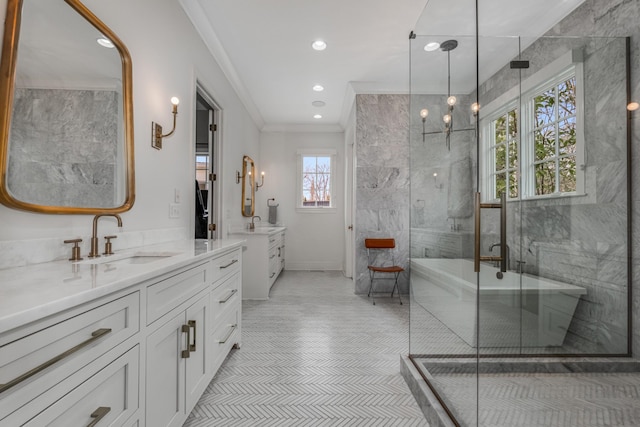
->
407;30;632;427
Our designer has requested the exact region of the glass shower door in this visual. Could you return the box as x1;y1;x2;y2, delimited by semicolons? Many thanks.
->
476;34;631;426
409;27;631;426
408;33;480;425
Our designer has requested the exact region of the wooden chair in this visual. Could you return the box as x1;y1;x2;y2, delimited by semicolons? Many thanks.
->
365;238;403;305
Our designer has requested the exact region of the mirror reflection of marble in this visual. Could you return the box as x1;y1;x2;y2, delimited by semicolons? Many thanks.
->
241;155;255;217
0;0;134;214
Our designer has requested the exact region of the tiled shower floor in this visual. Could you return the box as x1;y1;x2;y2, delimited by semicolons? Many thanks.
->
409;284;640;426
415;359;640;427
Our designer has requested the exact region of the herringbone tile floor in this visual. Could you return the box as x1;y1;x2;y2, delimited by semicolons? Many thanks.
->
183;270;428;427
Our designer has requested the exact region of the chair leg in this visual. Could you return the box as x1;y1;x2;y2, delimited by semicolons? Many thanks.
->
390;272;402;305
368;270;375;305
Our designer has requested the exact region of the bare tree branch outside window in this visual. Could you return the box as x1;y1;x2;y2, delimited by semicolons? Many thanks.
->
302;156;331;207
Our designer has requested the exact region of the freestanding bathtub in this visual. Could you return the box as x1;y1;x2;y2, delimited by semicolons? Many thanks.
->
411;258;587;348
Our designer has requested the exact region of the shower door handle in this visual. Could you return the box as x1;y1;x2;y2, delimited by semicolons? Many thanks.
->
474;192;506;273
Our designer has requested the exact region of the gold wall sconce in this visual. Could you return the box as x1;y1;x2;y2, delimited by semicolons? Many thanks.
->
151;97;180;149
255;171;265;191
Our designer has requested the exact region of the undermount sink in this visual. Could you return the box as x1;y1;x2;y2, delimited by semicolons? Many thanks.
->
103;255;172;265
77;251;181;265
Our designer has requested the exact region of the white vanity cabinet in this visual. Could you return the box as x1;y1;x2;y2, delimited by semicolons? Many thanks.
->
145;248;242;427
0;240;243;427
229;228;285;300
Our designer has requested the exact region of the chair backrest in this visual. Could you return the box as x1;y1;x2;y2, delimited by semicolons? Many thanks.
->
365;238;395;249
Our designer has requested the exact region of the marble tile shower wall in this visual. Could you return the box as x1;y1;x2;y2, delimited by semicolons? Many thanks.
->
9;88;118;208
476;34;630;353
542;0;640;359
355;94;410;295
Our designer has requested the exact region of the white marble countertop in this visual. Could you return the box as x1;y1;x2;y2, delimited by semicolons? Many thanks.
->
229;226;286;235
0;239;244;335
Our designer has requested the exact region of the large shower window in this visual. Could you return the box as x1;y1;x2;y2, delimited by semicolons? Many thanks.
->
481;58;584;202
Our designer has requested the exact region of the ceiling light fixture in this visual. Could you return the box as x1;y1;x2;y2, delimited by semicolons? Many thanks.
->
312;101;326;107
312;40;327;51
313;114;322;119
96;36;114;49
424;41;440;52
628;101;639;111
420;39;476;150
313;84;324;92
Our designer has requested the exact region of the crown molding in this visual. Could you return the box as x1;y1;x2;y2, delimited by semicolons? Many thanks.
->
178;0;265;130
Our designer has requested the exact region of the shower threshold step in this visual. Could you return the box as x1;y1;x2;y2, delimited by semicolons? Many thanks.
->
401;355;640;427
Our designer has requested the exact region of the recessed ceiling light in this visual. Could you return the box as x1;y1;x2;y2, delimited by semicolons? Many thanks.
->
312;101;326;107
97;36;115;49
313;84;324;92
313;114;322;119
424;42;440;52
312;40;327;51
628;101;639;111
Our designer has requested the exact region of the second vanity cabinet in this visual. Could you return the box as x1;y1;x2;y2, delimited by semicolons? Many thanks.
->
230;228;285;300
0;240;243;427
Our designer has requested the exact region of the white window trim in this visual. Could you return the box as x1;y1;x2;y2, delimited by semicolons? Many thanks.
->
296;149;337;213
480;49;585;202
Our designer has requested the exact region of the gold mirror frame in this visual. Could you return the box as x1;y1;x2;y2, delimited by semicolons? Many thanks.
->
241;155;255;217
0;0;135;214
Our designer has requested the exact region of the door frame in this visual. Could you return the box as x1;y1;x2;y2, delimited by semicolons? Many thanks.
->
194;82;222;240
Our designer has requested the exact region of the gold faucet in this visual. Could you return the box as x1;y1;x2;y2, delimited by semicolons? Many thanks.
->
88;214;123;258
249;215;261;230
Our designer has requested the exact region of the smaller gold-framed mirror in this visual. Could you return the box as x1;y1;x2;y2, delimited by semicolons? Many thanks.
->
241;155;255;217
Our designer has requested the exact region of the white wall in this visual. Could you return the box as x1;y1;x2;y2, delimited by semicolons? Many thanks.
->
0;0;260;266
258;131;345;271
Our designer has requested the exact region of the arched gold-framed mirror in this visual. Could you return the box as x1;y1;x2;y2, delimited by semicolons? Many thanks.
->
241;155;255;217
0;0;135;214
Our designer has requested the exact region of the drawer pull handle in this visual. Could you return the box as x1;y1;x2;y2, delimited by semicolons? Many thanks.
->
87;406;111;427
219;289;238;303
181;324;191;358
269;254;276;259
269;272;276;278
217;324;237;344
188;320;197;352
0;328;112;394
220;259;238;269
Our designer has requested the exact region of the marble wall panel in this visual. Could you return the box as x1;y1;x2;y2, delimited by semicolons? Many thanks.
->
8;88;119;208
355;94;410;295
471;21;632;354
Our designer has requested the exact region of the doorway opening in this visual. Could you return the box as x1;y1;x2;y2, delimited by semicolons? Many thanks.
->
194;86;221;239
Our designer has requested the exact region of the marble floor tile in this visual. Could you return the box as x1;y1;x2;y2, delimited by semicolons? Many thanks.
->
183;270;428;427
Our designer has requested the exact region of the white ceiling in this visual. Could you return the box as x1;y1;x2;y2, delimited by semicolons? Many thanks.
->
180;0;585;131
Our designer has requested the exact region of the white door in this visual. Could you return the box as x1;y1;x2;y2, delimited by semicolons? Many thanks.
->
344;136;355;278
146;312;186;427
185;295;209;413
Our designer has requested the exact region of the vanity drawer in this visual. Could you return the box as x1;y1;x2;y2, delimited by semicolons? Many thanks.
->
210;272;240;326
0;292;139;418
21;345;139;427
146;262;208;325
210;248;241;285
210;308;239;374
